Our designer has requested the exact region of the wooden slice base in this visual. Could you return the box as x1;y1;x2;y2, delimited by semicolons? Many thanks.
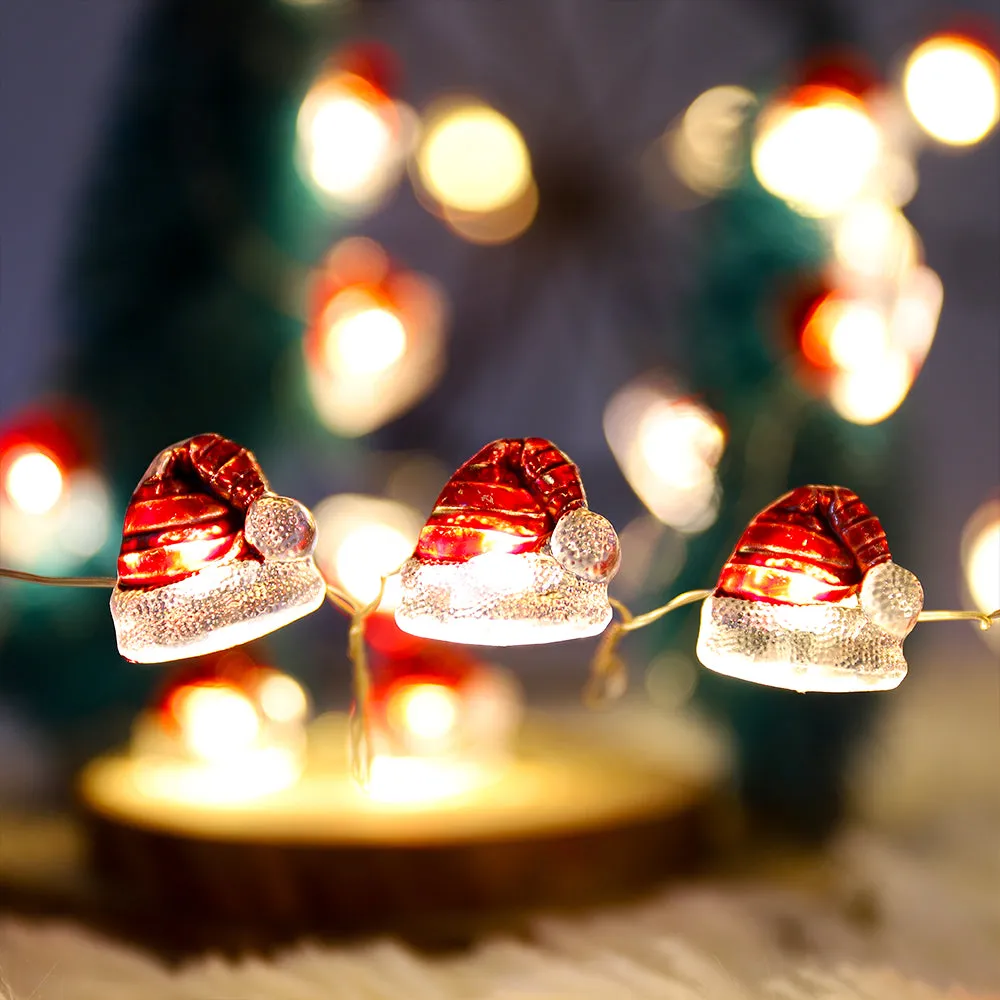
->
79;710;727;949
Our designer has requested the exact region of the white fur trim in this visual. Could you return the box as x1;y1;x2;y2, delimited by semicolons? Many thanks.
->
111;557;326;663
696;594;907;693
395;551;613;646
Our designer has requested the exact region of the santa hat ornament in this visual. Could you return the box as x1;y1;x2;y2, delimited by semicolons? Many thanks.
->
696;485;924;692
111;434;326;663
395;438;620;645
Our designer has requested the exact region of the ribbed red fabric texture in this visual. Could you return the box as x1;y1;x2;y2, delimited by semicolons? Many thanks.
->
716;485;891;606
118;434;268;590
415;438;586;563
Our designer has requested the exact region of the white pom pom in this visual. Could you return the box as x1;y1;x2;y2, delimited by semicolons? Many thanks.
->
550;508;621;582
860;561;923;638
245;494;317;561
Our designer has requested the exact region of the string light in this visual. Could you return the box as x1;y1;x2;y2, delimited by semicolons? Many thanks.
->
417;101;532;213
794;270;942;427
0;417;112;574
414;99;537;245
4;448;64;515
321;296;407;377
904;35;1000;147
304;238;447;437
667;85;757;198
297;65;409;212
753;86;882;217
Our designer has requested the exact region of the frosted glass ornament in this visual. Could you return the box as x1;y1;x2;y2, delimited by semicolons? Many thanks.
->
396;438;619;645
696;485;922;692
111;434;326;663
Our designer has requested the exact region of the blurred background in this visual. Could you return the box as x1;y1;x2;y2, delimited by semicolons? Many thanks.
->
1;0;998;844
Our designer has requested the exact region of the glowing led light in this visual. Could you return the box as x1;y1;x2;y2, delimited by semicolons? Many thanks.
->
468;550;538;595
753;90;882;217
259;674;308;724
4;449;64;515
417;103;532;213
904;36;1000;146
829;349;912;425
834;200;919;282
323;303;407;377
297;71;402;208
827;301;890;372
393;683;459;742
310;98;391;194
175;685;260;763
314;494;423;609
305;242;448;437
962;500;1000;615
670;85;757;197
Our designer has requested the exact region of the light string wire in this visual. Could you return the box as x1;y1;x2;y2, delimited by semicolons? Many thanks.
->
587;593;1000;703
0;565;390;786
3;565;998;718
326;571;399;789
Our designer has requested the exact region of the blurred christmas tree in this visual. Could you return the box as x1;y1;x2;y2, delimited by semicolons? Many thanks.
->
0;0;348;756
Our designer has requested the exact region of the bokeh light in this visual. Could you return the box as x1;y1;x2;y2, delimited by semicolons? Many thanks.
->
304;238;447;436
833;199;920;283
828;348;912;425
297;66;409;211
131;656;310;803
795;266;941;427
605;377;724;532
391;683;459;743
417;101;532;213
174;684;261;763
322;296;407;377
668;85;756;197
259;674;309;725
889;265;943;367
4;448;64;515
0;416;112;572
962;498;1000;616
826;301;890;372
753;86;882;217
313;494;423;609
904;35;1000;146
366;651;523;803
440;181;539;245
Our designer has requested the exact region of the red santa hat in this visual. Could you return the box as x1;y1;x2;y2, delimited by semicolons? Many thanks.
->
111;434;326;663
696;485;924;692
395;438;620;645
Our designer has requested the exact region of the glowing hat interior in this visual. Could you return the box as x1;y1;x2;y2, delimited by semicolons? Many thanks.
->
696;485;923;692
111;434;326;663
395;438;620;646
